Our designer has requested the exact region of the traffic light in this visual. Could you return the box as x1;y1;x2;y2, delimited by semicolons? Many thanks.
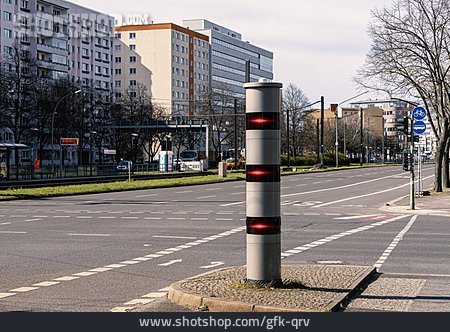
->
398;117;409;134
403;150;409;171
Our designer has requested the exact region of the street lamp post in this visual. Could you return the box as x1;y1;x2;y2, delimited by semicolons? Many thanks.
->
131;133;138;174
51;89;81;177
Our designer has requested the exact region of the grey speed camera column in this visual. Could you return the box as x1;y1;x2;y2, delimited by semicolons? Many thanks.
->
244;81;283;285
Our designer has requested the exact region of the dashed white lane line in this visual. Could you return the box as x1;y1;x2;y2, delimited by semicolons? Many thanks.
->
0;231;27;234
230;192;244;195
53;216;71;218
145;217;161;220
167;217;186;221
67;233;111;237
206;188;222;191
175;190;194;194
110;287;170;312
374;215;418;270
0;222;12;225
2;226;246;300
191;218;208;221
9;287;39;293
76;216;93;219
335;214;379;220
99;216;116;219
197;195;216;200
135;194;157;198
153;235;197;240
32;281;60;287
121;217;139;220
281;215;409;260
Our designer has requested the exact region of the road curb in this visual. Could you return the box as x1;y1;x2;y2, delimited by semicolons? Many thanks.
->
168;265;377;312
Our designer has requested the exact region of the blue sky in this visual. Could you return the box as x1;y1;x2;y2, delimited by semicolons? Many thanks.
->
74;0;393;105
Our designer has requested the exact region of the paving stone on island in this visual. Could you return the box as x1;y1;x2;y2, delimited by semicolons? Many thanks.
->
347;277;426;312
169;265;375;312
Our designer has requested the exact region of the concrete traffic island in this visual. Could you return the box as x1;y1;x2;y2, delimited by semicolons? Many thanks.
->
168;265;375;312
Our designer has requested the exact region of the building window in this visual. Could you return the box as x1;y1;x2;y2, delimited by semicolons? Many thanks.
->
115;81;121;87
115;69;122;75
3;11;12;21
130;80;137;86
115;33;121;39
130;68;136;75
129;44;136;51
115;45;121;51
115;57;122;63
129;33;136;39
3;29;13;39
130;56;136;63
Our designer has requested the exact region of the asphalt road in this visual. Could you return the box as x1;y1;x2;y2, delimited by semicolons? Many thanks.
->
1;165;447;312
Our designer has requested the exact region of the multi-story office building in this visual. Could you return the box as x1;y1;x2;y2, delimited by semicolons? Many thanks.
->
0;0;114;91
114;23;211;117
182;19;273;99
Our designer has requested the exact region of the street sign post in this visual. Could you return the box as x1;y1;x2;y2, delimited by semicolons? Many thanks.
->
244;81;282;285
412;106;427;121
413;121;427;135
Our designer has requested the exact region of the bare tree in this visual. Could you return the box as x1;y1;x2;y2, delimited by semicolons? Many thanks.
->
282;84;310;158
196;84;236;165
355;0;450;191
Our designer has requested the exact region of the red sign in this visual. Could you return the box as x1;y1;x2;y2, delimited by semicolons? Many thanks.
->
61;138;79;145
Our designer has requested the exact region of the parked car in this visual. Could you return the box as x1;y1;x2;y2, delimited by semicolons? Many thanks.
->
116;160;132;171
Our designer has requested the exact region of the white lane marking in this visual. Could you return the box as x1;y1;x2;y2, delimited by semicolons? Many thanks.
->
0;293;16;299
281;215;409;260
167;218;186;220
206;188;221;191
121;217;139;220
230;192;244;195
25;218;42;222
108;211;124;214
335;214;380;220
313;182;322;184
99;217;116;219
142;292;167;298
313;176;434;208
67;233;110;237
221;172;408;207
150;211;165;214
145;217;162;220
54;276;80;281
374;215;418;270
53;216;71;218
32;281;60;287
304;213;320;216
73;272;98;277
129;212;144;214
125;298;155;306
159;287;171;292
0;222;12;225
317;261;343;264
200;261;225;269
9;287;39;293
197;195;216;199
136;194;157;198
191;218;208;221
120;261;140;265
132;257;152;262
153;235;197;240
76;216;93;219
2;226;247;298
216;218;233;221
0;231;27;234
32;216;47;218
158;259;182;267
175;190;194;194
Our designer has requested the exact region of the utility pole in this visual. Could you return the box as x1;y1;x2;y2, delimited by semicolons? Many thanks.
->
410;116;415;210
360;108;364;166
287;109;290;167
234;99;238;170
316;119;320;164
320;96;325;167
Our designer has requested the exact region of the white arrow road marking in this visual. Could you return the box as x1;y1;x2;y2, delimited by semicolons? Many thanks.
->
158;259;182;267
200;261;225;269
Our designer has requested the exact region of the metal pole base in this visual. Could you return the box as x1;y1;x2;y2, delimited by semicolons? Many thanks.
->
246;234;281;284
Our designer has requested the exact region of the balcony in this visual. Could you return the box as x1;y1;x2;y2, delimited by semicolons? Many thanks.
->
37;59;68;72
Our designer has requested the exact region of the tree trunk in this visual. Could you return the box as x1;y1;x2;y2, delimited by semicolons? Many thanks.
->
443;138;450;189
434;138;446;192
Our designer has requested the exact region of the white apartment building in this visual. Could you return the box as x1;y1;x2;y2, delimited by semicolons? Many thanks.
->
182;19;273;99
114;23;211;117
0;0;114;91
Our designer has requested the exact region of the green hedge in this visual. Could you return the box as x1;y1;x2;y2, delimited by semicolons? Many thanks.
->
281;153;350;167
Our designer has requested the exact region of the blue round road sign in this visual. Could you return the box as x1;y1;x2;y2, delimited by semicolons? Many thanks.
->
413;107;427;121
413;121;427;135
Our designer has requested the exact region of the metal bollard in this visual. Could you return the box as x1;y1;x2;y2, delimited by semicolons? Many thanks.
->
244;81;283;285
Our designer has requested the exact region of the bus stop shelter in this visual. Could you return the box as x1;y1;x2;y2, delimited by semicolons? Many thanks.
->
0;143;29;181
